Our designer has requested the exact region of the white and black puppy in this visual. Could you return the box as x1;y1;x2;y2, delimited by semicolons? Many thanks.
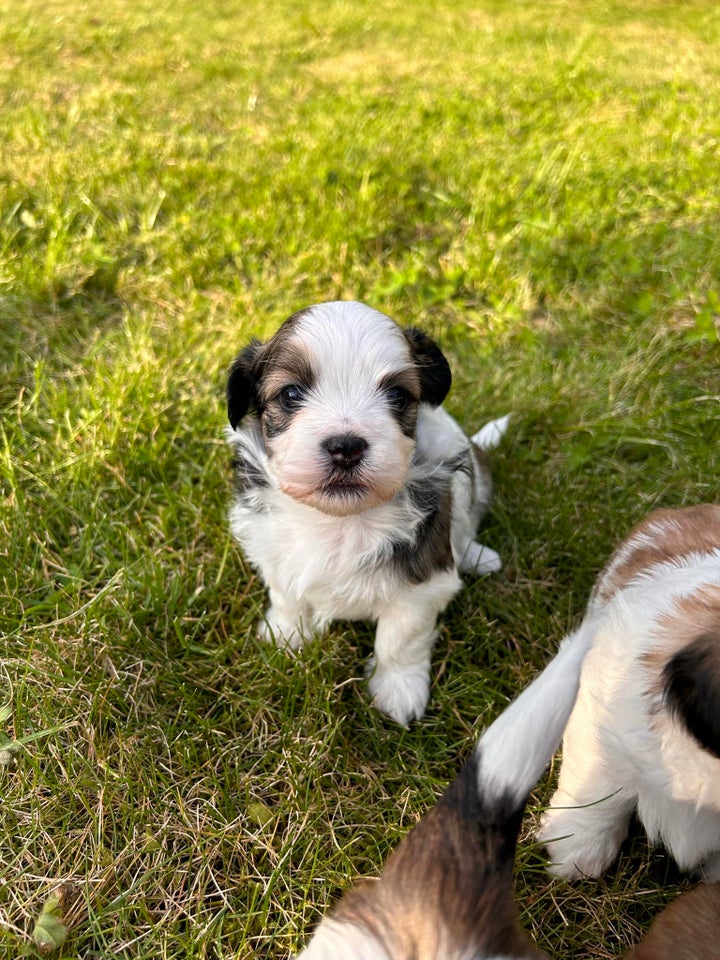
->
538;504;720;880
293;625;593;960
225;300;507;725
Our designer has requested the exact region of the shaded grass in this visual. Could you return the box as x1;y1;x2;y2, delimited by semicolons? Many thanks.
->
1;0;720;957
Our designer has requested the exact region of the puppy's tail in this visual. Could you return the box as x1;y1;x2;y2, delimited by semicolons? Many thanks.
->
296;628;593;960
473;625;593;815
471;413;510;451
662;631;720;759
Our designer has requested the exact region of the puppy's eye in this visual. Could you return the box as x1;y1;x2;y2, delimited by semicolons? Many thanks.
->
385;386;411;411
277;384;305;411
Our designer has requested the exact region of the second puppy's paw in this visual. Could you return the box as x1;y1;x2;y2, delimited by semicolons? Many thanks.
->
538;807;625;880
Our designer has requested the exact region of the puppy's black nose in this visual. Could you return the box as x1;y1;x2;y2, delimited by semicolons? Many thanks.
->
323;434;368;468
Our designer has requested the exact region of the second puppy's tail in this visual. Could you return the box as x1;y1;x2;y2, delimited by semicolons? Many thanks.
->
472;413;511;451
295;626;593;960
473;624;594;814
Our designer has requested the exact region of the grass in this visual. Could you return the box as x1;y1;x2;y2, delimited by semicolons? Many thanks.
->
1;0;719;956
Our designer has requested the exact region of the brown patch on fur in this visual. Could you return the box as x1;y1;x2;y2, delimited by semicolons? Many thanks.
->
256;314;316;404
330;760;547;960
623;883;720;960
643;585;720;691
377;369;422;438
592;505;720;606
377;368;422;402
243;311;317;441
226;309;313;430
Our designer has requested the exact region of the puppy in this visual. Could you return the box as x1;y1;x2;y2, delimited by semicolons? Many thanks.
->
225;300;507;725
538;505;720;880
292;625;593;959
291;605;718;960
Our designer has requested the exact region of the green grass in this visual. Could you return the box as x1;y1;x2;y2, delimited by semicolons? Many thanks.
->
1;0;719;956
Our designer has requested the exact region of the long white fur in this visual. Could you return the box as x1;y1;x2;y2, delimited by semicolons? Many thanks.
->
472;414;511;452
538;515;720;879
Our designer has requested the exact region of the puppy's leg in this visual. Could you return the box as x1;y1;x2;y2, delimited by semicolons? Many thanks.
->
638;794;720;877
538;680;635;878
540;780;634;880
701;849;720;881
257;584;313;652
368;569;461;725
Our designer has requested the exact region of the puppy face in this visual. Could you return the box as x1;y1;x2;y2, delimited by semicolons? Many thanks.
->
227;302;451;516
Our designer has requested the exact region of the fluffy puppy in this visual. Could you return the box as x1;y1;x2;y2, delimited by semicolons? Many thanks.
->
293;627;593;960
538;504;720;880
226;300;507;725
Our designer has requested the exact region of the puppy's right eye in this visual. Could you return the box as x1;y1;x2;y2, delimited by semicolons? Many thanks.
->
277;384;305;411
385;386;411;411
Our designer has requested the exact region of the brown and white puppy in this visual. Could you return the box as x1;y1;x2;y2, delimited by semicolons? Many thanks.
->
226;301;508;725
538;505;720;880
290;532;720;957
293;626;593;959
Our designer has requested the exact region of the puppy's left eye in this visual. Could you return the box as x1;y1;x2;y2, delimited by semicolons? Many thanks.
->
385;386;412;411
277;384;305;411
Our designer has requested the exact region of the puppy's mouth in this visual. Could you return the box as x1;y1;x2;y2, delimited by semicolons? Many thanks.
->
314;479;376;516
321;470;368;497
279;465;408;516
322;480;367;497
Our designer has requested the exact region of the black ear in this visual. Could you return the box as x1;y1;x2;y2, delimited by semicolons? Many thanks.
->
663;632;720;758
404;328;452;407
226;340;264;429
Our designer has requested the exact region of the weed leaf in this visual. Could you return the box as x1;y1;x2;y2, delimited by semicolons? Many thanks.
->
32;892;69;953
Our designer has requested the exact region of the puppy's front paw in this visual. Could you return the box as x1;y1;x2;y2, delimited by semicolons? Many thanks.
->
537;807;623;880
367;660;430;726
257;609;305;652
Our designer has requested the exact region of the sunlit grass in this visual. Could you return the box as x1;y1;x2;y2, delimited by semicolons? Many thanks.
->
1;0;719;956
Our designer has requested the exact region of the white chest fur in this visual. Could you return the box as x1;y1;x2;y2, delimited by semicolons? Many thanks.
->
230;491;421;624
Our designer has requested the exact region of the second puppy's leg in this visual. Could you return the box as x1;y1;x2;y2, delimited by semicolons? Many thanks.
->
538;675;636;878
368;569;460;725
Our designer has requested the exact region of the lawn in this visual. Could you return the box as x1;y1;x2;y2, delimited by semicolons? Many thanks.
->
1;0;719;957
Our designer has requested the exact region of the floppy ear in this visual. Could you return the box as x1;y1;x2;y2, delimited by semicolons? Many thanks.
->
404;328;452;407
226;340;264;429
